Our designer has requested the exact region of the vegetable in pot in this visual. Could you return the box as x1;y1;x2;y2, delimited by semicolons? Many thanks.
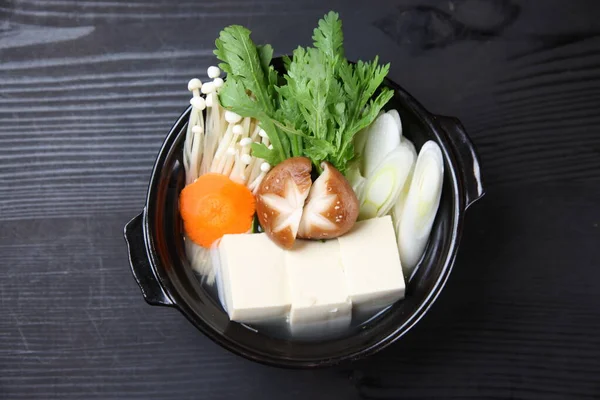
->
256;157;359;249
362;112;401;178
255;157;313;249
213;11;393;174
395;140;444;276
358;142;415;220
179;173;256;247
298;161;359;240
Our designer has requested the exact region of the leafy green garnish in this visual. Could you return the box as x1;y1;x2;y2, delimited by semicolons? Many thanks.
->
214;11;393;174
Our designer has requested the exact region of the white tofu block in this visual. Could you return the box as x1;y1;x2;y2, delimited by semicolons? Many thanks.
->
338;215;405;314
215;233;289;323
285;240;352;339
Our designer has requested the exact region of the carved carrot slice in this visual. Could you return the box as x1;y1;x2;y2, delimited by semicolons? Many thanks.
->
179;173;255;247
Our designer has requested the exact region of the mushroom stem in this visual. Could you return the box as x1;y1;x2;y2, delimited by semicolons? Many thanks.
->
221;147;236;176
230;153;246;184
240;137;252;156
210;124;234;172
187;125;204;185
261;135;270;147
248;162;271;193
201;92;223;175
241;117;251;139
247;154;263;184
249;172;266;193
183;82;205;185
249;122;261;141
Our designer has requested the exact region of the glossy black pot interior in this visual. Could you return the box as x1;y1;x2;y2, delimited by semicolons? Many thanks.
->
125;58;484;368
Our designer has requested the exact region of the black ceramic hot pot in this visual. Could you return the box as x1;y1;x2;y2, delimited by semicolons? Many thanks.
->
124;58;484;368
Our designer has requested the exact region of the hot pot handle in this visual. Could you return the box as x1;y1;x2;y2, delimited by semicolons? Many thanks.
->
435;115;485;209
124;212;173;306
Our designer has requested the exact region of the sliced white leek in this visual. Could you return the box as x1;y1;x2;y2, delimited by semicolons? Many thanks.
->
401;136;416;156
345;163;367;200
362;113;400;178
358;142;416;220
386;109;403;140
354;110;387;156
397;140;444;276
391;138;417;229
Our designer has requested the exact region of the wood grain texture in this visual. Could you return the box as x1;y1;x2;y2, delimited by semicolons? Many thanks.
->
1;0;599;399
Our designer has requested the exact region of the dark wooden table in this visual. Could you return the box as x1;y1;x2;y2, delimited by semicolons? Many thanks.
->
1;0;599;398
